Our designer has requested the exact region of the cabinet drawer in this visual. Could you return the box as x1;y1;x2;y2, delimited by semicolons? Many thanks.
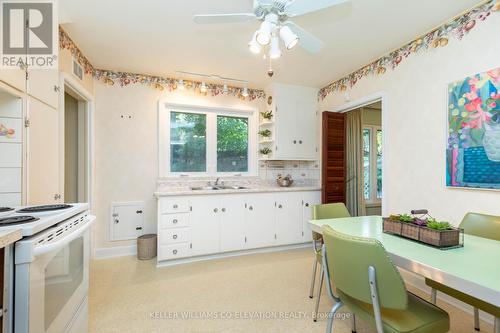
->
159;213;190;229
159;228;191;245
159;198;190;214
158;243;191;261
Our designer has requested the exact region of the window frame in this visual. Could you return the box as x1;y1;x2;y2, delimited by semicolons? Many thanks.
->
363;125;382;204
159;103;257;178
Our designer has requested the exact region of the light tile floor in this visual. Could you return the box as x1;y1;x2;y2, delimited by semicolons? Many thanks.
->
89;248;493;332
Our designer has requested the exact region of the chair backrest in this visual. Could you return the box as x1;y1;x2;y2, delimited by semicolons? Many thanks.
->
322;225;408;310
460;212;500;241
313;203;351;220
312;203;351;241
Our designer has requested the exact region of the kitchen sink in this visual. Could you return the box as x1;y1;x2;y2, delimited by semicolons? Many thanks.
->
190;185;248;191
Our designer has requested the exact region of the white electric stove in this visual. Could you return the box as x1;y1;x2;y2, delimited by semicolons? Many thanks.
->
0;203;94;333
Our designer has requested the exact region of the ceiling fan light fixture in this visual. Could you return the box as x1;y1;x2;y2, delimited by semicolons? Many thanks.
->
256;20;273;46
269;35;282;59
248;32;261;54
279;26;299;50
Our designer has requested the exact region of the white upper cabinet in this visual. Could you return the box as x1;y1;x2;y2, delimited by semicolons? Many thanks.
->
27;69;59;109
266;83;318;160
0;67;26;92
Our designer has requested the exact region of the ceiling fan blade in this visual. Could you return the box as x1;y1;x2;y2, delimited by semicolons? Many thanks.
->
285;21;324;54
193;13;257;24
285;0;349;16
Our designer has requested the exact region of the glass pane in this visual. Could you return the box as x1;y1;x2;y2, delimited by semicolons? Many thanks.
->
170;112;206;172
45;237;84;330
363;129;371;200
376;129;383;199
217;115;249;172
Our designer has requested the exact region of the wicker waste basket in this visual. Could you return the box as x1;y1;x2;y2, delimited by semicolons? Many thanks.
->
137;234;157;260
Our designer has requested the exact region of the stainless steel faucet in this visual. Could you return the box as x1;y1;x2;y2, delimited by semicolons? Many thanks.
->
214;177;221;185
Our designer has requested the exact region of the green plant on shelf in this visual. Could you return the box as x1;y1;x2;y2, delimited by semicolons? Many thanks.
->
399;214;415;223
426;219;453;231
260;110;273;121
258;129;272;138
260;147;272;155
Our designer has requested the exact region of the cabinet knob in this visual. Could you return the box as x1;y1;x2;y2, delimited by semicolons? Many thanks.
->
173;204;178;209
299;140;303;144
53;85;60;92
173;249;178;255
293;140;297;144
221;208;226;212
172;219;178;224
278;204;283;209
173;235;178;240
214;208;218;213
305;203;309;207
249;206;253;211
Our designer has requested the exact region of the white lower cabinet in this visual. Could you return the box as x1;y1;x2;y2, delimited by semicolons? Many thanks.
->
275;192;303;246
302;191;322;242
157;190;321;264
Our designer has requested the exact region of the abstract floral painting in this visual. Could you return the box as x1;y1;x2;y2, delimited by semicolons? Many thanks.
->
447;67;500;189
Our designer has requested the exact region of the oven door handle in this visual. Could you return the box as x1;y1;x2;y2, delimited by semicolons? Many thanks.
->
33;215;96;257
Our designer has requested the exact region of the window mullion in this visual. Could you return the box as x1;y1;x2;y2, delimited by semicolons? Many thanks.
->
207;113;216;175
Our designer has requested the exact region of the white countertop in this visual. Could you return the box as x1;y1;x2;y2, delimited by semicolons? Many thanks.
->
155;185;321;197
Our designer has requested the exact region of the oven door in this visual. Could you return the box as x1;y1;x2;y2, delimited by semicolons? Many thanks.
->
15;215;95;333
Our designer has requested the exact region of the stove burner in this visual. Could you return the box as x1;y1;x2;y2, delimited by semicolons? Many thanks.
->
0;216;39;226
17;204;73;213
0;207;14;213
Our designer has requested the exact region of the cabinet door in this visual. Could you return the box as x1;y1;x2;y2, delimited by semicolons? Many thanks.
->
245;193;276;249
190;196;220;256
27;97;60;204
219;195;246;252
0;67;26;92
275;192;303;245
296;99;317;159
27;69;59;109
274;101;297;159
302;191;321;242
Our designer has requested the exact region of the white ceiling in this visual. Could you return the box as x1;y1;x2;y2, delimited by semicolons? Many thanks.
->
59;0;481;89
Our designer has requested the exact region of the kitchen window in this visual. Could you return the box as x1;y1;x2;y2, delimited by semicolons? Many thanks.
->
363;126;382;203
159;104;256;177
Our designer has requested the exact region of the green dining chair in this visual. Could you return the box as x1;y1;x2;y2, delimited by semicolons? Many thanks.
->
321;226;450;333
426;212;500;332
309;203;351;322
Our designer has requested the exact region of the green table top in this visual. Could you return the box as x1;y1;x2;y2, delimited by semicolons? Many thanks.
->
309;216;500;307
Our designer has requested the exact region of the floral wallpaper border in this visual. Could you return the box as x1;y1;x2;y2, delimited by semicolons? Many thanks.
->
59;27;266;101
318;0;500;100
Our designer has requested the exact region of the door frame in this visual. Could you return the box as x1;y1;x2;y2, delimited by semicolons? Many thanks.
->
58;73;94;207
324;91;388;216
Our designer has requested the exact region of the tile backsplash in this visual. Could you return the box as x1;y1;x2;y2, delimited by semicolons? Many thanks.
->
259;160;320;184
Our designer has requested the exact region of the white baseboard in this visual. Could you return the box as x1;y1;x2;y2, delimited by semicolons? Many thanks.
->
93;244;137;259
156;243;312;268
399;269;494;325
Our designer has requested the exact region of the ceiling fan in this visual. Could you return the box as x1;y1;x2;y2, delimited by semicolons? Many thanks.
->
193;0;348;57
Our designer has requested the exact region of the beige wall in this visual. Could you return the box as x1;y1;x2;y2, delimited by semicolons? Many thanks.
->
319;15;500;225
59;47;94;94
93;83;265;251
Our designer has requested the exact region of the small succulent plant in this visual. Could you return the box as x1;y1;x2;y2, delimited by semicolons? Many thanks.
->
399;214;415;223
260;147;272;155
426;219;453;230
258;129;272;137
261;110;273;120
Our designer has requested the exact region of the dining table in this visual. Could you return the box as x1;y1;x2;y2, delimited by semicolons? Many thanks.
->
308;215;500;332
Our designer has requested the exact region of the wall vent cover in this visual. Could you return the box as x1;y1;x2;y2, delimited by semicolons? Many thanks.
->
72;59;83;80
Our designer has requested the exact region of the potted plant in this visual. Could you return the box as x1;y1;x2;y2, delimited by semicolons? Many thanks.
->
260;110;273;122
260;147;272;159
420;219;460;247
258;129;272;140
382;214;403;235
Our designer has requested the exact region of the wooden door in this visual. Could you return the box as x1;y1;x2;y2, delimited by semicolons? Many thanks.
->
27;97;60;204
321;112;346;204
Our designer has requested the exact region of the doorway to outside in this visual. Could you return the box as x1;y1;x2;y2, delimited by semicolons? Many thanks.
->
63;89;89;203
322;97;384;217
